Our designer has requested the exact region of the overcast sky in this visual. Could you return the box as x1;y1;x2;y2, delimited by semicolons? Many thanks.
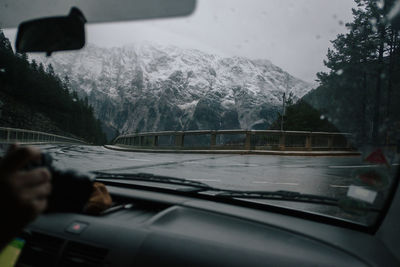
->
4;0;356;83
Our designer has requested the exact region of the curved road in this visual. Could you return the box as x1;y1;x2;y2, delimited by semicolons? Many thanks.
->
2;144;397;224
39;145;397;193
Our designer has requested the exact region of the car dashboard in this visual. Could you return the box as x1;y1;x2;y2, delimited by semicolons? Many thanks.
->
17;184;399;267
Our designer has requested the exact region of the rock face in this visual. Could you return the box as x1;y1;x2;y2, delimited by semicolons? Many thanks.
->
33;43;314;136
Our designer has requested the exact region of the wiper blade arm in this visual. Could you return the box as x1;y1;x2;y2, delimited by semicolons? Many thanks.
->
94;171;214;191
94;172;343;207
215;190;339;206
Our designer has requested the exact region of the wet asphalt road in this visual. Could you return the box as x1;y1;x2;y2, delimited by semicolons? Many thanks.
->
34;144;397;199
2;144;397;224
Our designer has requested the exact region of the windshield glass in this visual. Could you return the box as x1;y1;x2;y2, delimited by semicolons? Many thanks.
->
1;0;399;226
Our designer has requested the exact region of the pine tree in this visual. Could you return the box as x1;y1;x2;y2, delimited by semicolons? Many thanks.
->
46;63;55;76
38;63;45;74
309;0;400;145
30;59;38;70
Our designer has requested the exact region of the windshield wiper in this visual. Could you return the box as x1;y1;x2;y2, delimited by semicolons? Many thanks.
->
215;190;339;206
93;171;214;191
94;172;380;212
94;171;341;206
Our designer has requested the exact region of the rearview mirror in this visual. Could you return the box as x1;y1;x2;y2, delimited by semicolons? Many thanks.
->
16;7;86;56
0;0;196;29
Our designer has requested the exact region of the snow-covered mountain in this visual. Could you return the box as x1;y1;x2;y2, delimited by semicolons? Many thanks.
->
32;43;314;138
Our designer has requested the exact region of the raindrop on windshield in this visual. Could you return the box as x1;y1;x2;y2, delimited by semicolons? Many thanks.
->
369;18;379;33
377;0;384;9
320;115;325;120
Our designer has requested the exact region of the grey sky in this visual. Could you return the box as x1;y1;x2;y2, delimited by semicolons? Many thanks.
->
4;0;356;83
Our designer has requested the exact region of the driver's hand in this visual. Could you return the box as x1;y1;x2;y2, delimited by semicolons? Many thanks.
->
0;144;52;250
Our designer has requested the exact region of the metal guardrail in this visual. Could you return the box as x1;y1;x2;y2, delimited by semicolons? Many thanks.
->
114;130;353;151
0;127;88;145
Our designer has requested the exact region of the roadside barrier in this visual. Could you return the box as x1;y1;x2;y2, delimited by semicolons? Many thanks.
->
114;130;353;151
0;127;88;145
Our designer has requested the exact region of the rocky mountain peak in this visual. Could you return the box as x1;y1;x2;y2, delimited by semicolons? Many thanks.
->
31;43;314;137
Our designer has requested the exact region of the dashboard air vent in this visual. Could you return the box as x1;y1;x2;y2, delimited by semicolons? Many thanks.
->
17;231;65;266
60;241;108;267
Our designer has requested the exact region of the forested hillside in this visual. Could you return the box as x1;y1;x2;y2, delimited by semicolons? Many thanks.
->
0;30;106;144
269;97;339;132
273;0;400;146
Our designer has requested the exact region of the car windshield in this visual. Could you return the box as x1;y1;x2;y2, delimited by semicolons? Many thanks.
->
1;0;399;226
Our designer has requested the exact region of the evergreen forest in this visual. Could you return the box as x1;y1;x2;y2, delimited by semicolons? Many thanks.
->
0;30;107;144
274;0;400;147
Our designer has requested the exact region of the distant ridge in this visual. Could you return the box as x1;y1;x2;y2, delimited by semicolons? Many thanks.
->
32;43;314;136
